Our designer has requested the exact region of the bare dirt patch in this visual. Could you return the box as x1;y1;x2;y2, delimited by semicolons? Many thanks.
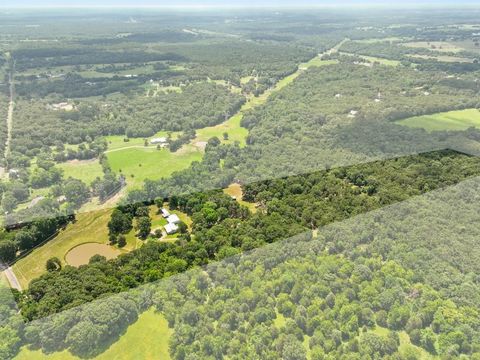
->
65;242;121;267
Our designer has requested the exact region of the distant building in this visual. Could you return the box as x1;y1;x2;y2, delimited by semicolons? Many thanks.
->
167;214;181;224
164;223;178;235
48;102;74;111
57;195;67;204
150;137;167;145
161;208;170;218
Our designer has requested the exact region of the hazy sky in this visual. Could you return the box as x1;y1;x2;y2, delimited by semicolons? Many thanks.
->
1;0;478;8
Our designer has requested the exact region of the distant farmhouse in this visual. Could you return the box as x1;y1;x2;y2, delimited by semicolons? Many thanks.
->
164;213;181;235
47;102;75;111
150;137;168;146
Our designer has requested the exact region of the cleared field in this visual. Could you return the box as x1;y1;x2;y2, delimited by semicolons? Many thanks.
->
65;243;121;267
106;144;203;189
339;52;400;66
360;55;400;66
408;54;473;63
223;183;257;213
299;58;338;70
56;159;104;185
402;41;465;53
14;308;172;360
396;108;480;132
195;112;248;147
11;208;113;288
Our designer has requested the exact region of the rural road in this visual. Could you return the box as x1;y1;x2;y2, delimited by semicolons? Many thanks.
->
3;266;22;291
4;53;14;161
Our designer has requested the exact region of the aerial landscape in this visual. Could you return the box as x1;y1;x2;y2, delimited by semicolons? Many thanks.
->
1;1;480;359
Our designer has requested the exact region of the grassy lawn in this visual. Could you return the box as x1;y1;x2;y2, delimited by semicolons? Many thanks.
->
12;208;113;288
14;308;172;360
105;131;178;151
106;144;202;189
396;108;480;132
56;159;104;185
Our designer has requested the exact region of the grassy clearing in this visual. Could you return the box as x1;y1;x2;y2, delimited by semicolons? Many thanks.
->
355;37;406;43
12;208;113;288
14;308;172;360
371;326;435;359
106;144;203;189
223;183;257;213
408;54;473;63
360;55;400;66
299;57;338;70
195;113;249;147
339;52;400;66
396;108;480;132
56;159;104;185
402;41;465;53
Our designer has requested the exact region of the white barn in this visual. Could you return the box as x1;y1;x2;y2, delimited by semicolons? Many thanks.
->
150;137;167;145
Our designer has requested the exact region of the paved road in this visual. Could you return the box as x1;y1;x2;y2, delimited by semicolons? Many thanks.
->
4;53;14;160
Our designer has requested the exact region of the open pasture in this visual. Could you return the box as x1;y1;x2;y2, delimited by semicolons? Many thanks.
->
396;108;480;132
106;144;202;189
56;158;104;185
12;208;114;288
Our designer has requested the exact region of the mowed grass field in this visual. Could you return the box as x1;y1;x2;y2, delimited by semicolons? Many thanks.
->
56;159;104;185
12;208;113;288
106;144;203;189
396;108;480;132
15;308;172;360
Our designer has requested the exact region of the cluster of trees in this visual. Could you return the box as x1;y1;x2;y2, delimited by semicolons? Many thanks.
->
0;213;71;263
157;246;480;359
169;129;196;152
13;48;186;71
0;284;23;360
105;82;245;137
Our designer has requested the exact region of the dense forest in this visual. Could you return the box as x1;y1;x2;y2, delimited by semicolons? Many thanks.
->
17;150;480;320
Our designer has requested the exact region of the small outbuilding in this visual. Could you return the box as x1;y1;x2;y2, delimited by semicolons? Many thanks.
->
161;208;170;218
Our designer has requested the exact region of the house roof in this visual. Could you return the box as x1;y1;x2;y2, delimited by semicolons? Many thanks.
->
164;223;178;234
167;214;180;224
161;208;170;217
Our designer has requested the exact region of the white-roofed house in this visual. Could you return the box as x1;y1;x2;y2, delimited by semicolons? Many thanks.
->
164;222;179;235
167;214;181;224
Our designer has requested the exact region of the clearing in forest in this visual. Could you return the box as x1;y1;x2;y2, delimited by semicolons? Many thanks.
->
396;108;480;132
